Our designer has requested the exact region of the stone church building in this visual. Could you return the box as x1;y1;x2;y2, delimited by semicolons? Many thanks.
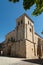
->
1;13;43;59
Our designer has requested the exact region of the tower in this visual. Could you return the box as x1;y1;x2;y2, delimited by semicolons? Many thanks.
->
16;13;35;58
16;13;34;42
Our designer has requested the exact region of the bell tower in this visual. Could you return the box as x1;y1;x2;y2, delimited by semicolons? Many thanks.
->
16;13;34;42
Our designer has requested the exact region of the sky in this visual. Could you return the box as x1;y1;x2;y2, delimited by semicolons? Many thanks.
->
0;0;43;43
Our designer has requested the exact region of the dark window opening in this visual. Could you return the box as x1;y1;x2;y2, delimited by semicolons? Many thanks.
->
18;22;20;25
30;28;32;32
28;21;29;24
21;20;23;24
10;37;15;42
7;37;15;43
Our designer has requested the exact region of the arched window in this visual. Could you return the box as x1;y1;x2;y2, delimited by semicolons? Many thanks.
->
21;20;23;24
10;37;15;42
30;28;32;32
28;21;29;24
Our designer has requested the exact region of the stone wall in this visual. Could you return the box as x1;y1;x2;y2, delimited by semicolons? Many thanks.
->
26;40;34;59
11;40;26;58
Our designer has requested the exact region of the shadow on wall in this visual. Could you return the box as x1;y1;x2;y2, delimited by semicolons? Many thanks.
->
22;59;43;65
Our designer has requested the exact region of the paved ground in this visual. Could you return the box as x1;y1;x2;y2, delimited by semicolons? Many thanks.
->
0;56;42;65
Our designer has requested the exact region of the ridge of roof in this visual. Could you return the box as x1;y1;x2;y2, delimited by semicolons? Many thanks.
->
16;13;34;23
6;29;15;37
23;13;34;23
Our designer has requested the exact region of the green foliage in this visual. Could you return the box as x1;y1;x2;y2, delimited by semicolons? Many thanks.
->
32;0;43;16
9;0;19;2
23;0;35;10
9;0;43;16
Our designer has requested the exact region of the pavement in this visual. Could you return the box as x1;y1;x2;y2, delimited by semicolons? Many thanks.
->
0;56;42;65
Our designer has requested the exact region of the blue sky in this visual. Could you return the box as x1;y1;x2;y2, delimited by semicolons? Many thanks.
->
0;0;43;43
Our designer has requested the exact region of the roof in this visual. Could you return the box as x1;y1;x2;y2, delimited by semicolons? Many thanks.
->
23;13;34;23
6;29;15;37
16;13;34;23
35;32;43;39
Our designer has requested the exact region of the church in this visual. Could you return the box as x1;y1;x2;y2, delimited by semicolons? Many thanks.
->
1;13;43;59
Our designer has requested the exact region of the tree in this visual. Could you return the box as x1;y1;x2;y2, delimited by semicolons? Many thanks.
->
9;0;43;16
